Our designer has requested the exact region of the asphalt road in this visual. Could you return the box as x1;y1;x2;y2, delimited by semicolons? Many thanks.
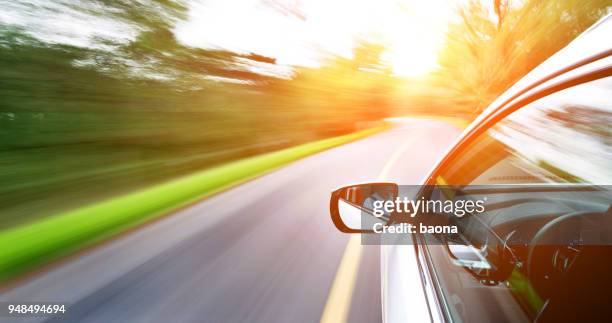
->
0;118;462;323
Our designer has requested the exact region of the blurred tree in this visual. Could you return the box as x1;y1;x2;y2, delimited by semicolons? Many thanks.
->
0;1;396;227
261;41;395;136
431;0;611;116
494;0;509;30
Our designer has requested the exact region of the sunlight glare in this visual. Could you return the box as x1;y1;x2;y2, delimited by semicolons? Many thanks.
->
176;0;459;77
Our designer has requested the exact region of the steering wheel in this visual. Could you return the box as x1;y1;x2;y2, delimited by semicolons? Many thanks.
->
526;210;607;297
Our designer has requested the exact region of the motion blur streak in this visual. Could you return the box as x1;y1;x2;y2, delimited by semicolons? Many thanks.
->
1;0;610;322
0;119;462;323
1;0;607;229
0;0;398;229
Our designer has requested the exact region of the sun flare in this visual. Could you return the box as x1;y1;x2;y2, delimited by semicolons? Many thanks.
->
176;0;457;77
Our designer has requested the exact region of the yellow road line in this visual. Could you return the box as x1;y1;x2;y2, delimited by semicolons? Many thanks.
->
320;234;363;323
320;134;418;323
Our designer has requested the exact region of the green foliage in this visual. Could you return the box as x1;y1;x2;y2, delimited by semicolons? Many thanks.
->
0;126;387;282
0;1;394;228
402;0;611;117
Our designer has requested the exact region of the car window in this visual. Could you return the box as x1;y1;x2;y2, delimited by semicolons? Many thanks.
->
425;76;612;323
438;76;612;186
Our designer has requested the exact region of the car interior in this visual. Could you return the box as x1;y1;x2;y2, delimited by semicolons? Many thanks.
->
422;77;612;322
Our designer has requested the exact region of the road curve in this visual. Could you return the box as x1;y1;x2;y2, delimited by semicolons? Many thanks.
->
0;118;462;323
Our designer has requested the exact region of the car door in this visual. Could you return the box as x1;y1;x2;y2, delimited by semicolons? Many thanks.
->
417;74;612;322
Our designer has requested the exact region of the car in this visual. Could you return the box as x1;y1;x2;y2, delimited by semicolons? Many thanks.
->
330;13;612;323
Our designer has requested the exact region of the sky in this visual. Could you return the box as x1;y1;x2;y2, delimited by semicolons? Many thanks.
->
0;0;468;78
0;0;139;51
175;0;464;77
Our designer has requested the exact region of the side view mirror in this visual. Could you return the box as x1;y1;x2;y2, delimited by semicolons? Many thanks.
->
330;183;398;233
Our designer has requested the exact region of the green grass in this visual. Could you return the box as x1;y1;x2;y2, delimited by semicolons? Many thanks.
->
0;125;388;282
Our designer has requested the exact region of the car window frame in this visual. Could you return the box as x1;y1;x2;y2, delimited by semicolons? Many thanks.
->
424;58;612;187
415;57;612;323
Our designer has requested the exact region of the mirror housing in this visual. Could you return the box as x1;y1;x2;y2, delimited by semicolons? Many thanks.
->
330;183;398;233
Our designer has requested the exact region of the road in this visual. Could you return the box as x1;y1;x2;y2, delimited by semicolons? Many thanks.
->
0;119;462;323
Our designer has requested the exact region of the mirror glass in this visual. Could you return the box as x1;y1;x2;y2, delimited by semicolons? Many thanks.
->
330;183;398;233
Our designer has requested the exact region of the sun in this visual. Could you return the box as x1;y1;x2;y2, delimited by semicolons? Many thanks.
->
176;0;455;77
373;0;453;78
384;41;441;77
